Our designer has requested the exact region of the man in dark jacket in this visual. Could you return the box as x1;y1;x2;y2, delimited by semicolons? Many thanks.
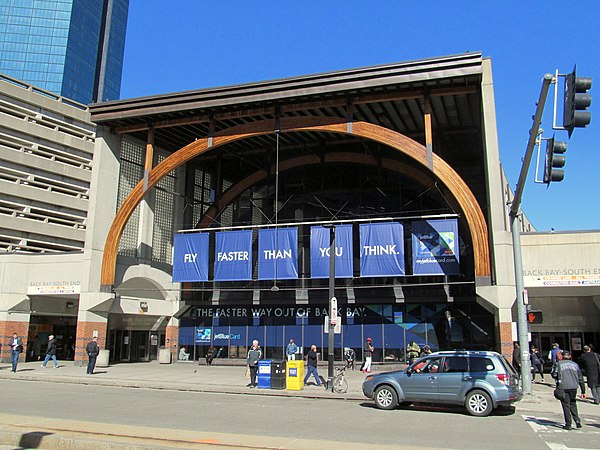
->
512;342;521;372
41;335;58;368
85;337;100;375
557;351;586;430
9;333;23;373
246;340;262;388
579;345;600;405
303;344;322;386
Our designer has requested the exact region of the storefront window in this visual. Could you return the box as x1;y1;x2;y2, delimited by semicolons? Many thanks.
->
229;325;247;359
179;303;495;363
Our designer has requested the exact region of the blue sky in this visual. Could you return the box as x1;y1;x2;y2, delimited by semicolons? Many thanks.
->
120;1;599;232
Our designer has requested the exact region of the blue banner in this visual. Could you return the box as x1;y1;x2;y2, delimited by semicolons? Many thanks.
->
310;225;353;278
258;228;298;280
214;230;253;281
412;219;460;275
359;223;405;277
172;233;209;282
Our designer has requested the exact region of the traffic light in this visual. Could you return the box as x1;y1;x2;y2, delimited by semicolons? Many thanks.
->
527;310;543;324
543;136;567;183
563;66;592;136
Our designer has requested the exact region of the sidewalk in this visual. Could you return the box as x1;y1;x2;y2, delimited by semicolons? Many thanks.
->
1;360;599;416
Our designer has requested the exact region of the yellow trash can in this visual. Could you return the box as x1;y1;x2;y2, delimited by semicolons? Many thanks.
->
286;360;305;390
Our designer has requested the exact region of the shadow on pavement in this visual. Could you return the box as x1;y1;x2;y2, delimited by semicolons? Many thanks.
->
358;401;516;417
524;417;563;429
19;431;53;449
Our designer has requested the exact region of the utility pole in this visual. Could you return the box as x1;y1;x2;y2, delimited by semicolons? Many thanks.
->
325;225;336;386
509;74;554;395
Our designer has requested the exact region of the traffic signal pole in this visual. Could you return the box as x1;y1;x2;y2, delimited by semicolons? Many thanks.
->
509;74;554;395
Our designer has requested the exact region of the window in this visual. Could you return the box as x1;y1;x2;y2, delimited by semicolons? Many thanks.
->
443;356;468;373
418;357;443;374
469;357;495;372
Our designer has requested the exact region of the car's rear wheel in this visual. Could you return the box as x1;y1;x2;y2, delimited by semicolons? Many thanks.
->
374;385;398;410
465;390;493;417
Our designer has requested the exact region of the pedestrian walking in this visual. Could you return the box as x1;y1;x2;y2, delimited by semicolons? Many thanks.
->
578;345;600;405
8;333;23;373
362;337;374;373
246;340;262;388
550;343;562;379
556;351;586;430
512;342;521;372
530;345;545;383
303;344;322;386
205;345;216;366
85;337;100;374
286;338;298;361
406;341;421;364
344;347;355;370
41;335;58;368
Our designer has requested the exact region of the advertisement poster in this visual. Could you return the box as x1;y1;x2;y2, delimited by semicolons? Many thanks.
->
214;230;253;281
196;328;212;343
359;222;405;277
310;225;353;278
258;228;298;280
412;219;460;275
172;233;209;282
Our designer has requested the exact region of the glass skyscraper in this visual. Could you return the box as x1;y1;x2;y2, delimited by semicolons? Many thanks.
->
0;0;129;104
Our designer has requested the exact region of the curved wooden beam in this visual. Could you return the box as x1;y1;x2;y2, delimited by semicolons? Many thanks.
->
101;118;490;286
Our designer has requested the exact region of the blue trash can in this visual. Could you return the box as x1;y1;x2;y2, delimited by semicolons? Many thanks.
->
258;360;272;389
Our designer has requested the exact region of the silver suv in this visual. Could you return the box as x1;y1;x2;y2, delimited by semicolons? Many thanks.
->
362;350;522;416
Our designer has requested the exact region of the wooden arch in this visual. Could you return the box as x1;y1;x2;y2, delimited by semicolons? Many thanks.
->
101;117;490;286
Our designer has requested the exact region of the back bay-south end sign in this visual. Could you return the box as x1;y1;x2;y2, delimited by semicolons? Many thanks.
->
172;220;460;282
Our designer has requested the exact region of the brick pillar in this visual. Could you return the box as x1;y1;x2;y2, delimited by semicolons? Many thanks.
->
75;321;108;367
498;321;514;363
0;320;29;363
166;324;179;362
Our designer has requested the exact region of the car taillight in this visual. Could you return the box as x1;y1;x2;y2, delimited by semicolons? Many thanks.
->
496;373;510;385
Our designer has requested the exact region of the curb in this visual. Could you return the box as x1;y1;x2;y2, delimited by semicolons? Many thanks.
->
0;372;366;402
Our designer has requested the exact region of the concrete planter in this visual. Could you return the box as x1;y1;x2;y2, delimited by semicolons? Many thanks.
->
96;349;110;367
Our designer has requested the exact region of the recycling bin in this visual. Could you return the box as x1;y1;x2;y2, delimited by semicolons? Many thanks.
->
257;360;272;389
270;360;286;390
286;359;304;391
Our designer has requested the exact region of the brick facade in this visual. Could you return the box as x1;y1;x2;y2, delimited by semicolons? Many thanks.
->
0;320;29;363
166;325;179;361
74;321;107;367
498;321;514;363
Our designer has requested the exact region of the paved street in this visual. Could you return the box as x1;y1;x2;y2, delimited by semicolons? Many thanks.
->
0;361;598;449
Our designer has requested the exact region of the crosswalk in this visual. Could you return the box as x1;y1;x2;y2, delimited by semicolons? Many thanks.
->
523;415;600;450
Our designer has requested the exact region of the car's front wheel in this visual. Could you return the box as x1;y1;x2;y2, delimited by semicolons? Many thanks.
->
374;385;398;410
465;389;493;417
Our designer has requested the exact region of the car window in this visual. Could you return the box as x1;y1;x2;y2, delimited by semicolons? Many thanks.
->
421;357;443;373
496;355;517;375
469;357;495;372
443;356;468;373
